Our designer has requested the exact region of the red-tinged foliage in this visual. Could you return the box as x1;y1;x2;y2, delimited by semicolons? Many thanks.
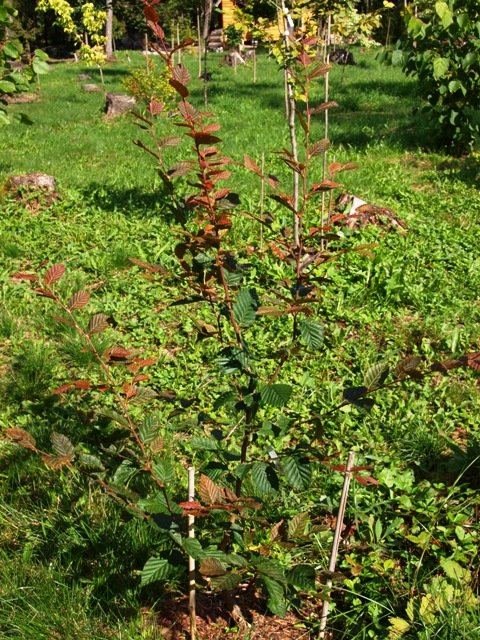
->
34;287;56;299
44;263;65;285
5;428;36;449
143;4;159;23
11;272;37;281
52;383;75;394
68;290;90;310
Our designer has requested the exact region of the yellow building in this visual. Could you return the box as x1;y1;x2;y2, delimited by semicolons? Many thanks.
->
220;0;282;41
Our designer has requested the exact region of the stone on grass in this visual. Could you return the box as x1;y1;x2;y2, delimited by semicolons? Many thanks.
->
78;74;93;81
6;173;56;193
82;84;100;92
105;92;136;118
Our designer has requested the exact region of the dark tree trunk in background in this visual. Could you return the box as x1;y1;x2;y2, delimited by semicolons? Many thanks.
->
202;0;213;41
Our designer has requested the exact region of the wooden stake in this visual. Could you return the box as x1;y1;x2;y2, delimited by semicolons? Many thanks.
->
320;15;331;251
188;466;197;640
318;452;356;638
260;152;265;252
197;10;202;78
177;23;181;64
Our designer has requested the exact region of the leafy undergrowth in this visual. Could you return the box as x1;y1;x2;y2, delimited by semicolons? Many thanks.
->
0;46;479;640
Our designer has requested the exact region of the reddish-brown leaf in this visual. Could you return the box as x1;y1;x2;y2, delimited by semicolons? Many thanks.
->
144;4;159;23
172;63;191;85
44;263;65;285
41;454;72;469
244;154;261;175
169;78;189;98
87;313;109;335
203;124;221;133
147;20;165;40
73;379;91;390
11;272;37;281
5;428;36;449
68;290;90;311
134;356;159;368
213;188;230;200
199;557;227;576
190;132;222;145
34;287;56;299
149;100;164;116
52;383;75;394
199;474;222;506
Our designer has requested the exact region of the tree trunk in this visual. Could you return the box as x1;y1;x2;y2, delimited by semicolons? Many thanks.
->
105;0;114;58
202;0;213;41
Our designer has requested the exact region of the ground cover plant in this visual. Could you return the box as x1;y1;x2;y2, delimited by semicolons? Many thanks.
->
1;13;480;640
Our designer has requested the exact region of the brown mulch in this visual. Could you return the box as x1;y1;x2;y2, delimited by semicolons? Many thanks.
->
145;588;320;639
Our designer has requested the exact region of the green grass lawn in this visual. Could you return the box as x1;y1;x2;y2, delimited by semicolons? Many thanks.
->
0;49;479;639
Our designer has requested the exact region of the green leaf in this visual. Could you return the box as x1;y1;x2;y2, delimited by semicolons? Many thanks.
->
34;49;50;61
137;494;170;515
0;81;16;93
260;383;292;407
98;409;129;429
113;460;136;486
153;460;175;484
283;456;311;490
287;564;316;591
462;52;477;68
456;13;470;31
299;318;324;350
288;511;309;539
78;453;104;470
251;462;279;495
129;386;159;404
260;576;286;617
182;538;206;560
213;391;236;410
32;59;49;75
363;362;389;389
139;414;160;443
255;558;285;583
140;556;170;586
3;41;21;59
51;432;74;458
433;57;450;79
233;288;259;327
440;559;470;584
217;346;250;374
391;49;404;67
209;572;242;590
189;437;218;451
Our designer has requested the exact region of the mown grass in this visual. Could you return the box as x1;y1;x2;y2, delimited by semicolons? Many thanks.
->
0;48;479;638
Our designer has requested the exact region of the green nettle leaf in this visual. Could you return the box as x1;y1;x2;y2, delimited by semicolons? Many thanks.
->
136;494;170;515
260;384;292;407
113;460;136;486
78;453;104;470
233;288;259;326
139;414;160;443
433;57;450;79
129;386;159;404
251;462;279;495
98;409;130;428
287;564;316;591
140;556;170;587
260;576;286;617
217;346;250;374
183;538;206;560
153;460;175;484
51;432;74;458
209;572;242;590
255;558;286;583
288;511;309;539
189;437;218;451
300;318;324;350
283;456;312;490
363;362;389;389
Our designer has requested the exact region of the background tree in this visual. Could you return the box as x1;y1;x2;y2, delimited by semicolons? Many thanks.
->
381;0;480;153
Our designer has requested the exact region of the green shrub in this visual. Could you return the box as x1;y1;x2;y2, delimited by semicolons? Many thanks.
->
381;0;480;153
122;57;176;106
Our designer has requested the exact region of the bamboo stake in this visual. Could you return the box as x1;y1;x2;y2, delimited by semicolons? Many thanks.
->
177;23;181;64
318;451;356;638
320;15;331;251
188;466;197;640
260;152;265;252
197;11;202;78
